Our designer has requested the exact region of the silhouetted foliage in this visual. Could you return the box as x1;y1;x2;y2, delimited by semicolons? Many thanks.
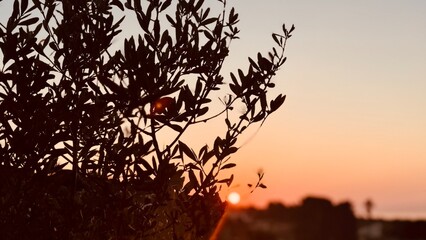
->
220;198;426;240
0;0;293;238
218;197;357;240
295;197;357;240
365;198;374;219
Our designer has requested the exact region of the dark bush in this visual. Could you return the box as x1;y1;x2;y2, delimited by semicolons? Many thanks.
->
0;0;293;238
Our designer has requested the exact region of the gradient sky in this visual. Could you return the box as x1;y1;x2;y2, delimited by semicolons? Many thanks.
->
1;0;425;219
217;0;426;219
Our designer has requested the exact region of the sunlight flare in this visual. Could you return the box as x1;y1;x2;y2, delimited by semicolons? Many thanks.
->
227;192;241;205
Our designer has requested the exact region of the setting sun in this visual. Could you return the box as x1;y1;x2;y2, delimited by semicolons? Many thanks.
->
227;192;241;205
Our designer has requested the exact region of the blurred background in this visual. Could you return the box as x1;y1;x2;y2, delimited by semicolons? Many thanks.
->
211;0;426;221
1;0;425;229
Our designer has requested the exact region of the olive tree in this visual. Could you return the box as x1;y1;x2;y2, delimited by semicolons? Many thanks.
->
0;0;294;238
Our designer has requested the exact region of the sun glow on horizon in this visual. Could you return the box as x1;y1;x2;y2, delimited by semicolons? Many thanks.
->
227;192;241;205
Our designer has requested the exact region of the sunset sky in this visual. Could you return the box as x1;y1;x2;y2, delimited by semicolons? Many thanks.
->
1;0;425;219
218;0;426;219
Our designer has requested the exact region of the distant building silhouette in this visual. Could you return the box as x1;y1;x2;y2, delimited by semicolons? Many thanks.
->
358;221;383;240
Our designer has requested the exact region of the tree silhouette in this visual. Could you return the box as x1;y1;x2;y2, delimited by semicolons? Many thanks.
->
365;198;374;220
0;0;293;239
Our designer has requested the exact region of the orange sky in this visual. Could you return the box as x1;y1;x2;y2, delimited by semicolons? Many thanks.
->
211;0;426;219
1;0;425;219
